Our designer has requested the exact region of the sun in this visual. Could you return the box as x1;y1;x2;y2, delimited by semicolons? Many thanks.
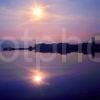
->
32;6;44;20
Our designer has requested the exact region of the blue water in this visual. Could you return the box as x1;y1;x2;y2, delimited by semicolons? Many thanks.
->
0;52;100;100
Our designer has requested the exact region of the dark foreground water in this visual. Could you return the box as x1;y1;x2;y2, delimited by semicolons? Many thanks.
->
0;52;100;100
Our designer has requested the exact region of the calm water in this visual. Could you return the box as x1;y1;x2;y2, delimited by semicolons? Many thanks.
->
0;51;100;99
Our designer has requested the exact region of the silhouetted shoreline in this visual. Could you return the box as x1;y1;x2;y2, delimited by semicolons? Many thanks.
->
2;37;100;58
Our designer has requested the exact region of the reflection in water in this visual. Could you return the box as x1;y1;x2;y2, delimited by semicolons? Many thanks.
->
0;51;100;99
0;51;97;81
29;69;49;86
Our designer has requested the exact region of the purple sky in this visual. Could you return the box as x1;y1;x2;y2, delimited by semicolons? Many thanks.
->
0;0;100;42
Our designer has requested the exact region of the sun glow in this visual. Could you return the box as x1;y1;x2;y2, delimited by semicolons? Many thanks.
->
31;70;46;85
32;6;45;20
33;74;43;83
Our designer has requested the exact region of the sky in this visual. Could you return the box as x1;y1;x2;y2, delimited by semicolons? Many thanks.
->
0;0;100;42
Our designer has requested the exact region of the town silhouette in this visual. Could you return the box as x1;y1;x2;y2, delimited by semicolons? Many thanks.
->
2;37;100;58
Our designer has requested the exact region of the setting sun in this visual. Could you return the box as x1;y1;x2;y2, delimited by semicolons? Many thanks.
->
32;6;44;20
